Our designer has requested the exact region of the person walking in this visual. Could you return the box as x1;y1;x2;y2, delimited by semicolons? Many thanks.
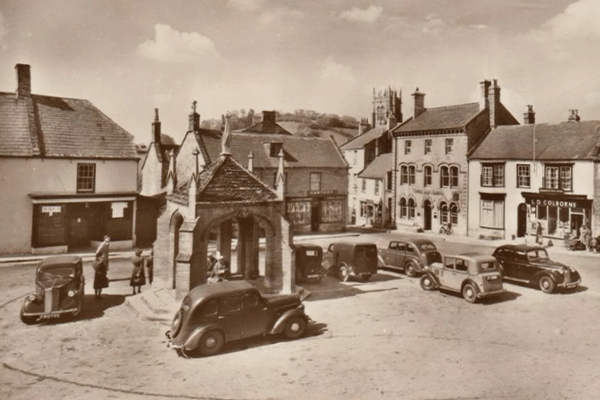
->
581;225;591;251
145;249;154;285
130;249;146;295
94;236;110;299
536;222;543;245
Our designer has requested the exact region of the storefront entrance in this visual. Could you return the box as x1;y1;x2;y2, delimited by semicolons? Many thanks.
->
523;193;592;239
517;203;527;237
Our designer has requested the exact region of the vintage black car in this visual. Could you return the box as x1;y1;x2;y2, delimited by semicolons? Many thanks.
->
166;281;310;357
378;237;442;277
492;244;581;293
20;255;85;324
323;241;379;282
293;244;324;283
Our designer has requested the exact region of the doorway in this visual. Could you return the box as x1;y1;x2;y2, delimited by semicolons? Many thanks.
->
423;200;432;231
311;200;320;232
517;203;527;237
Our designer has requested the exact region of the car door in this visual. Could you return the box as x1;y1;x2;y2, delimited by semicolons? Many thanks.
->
240;291;273;339
323;244;335;271
496;249;516;278
394;242;407;268
217;295;245;342
445;257;468;291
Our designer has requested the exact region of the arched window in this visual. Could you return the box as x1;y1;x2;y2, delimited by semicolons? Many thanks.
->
440;166;449;187
450;166;459;188
440;202;449;224
400;198;407;218
424;165;432;187
408;165;416;185
408;198;416;219
400;165;408;185
450;203;458;225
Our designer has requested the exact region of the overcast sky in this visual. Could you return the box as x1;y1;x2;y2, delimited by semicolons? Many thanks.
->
1;0;599;144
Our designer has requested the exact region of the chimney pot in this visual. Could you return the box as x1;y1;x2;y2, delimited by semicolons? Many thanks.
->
152;108;162;144
188;101;200;132
523;105;535;125
479;80;491;111
412;87;426;118
15;64;31;98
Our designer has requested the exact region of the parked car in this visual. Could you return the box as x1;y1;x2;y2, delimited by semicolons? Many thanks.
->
166;280;311;357
379;238;442;277
323;241;379;282
293;244;324;283
492;244;581;293
20;255;85;324
420;253;505;303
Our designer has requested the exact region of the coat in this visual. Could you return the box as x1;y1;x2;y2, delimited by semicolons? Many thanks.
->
130;255;146;287
93;258;109;289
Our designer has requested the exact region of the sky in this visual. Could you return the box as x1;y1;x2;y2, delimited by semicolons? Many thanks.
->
1;0;600;144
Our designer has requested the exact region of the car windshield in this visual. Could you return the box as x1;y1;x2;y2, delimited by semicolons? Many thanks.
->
527;249;549;260
39;267;76;279
420;243;437;251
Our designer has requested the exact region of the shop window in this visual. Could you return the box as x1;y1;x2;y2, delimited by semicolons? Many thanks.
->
480;198;504;228
481;163;505;187
450;203;458;225
517;164;530;188
424;166;432;187
400;165;408;185
408;165;416;185
286;200;311;225
310;172;321;191
445;138;454;154
440;202;449;224
424;139;432;154
538;205;547;220
400;198;407;219
321;199;343;222
408;198;416;219
544;165;572;191
405;140;412;155
77;163;96;193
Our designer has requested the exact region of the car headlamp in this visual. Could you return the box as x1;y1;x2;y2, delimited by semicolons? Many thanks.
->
27;294;39;302
67;290;76;298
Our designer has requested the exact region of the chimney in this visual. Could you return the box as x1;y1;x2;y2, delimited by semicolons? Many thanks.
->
152;108;161;144
262;110;276;123
523;105;535;125
412;88;425;118
488;79;500;128
15;64;31;98
387;116;397;130
248;151;254;173
188;100;200;132
479;80;491;111
221;115;232;155
568;109;580;122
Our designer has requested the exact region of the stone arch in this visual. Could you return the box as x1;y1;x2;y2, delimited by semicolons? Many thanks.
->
168;210;184;290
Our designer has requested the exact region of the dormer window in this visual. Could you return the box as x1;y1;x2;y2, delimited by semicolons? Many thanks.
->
270;142;283;157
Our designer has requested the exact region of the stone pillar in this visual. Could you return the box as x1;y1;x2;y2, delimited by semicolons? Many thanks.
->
280;217;293;294
243;218;256;280
174;220;200;301
236;218;249;277
218;220;232;271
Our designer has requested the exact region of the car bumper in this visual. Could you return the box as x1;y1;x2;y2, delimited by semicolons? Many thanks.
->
21;307;79;319
558;279;580;289
477;289;506;298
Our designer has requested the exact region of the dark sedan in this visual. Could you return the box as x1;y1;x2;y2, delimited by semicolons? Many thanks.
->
492;244;581;293
378;237;442;277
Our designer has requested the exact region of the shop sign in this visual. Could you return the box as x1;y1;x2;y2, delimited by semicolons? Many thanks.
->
307;190;337;195
41;205;62;216
111;202;128;218
526;198;583;208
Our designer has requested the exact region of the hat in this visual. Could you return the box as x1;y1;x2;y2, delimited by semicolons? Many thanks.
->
213;250;223;260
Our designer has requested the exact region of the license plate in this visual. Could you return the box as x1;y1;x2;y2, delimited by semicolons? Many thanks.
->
40;314;60;319
565;283;577;288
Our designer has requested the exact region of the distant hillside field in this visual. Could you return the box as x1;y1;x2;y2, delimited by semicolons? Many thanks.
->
277;121;357;145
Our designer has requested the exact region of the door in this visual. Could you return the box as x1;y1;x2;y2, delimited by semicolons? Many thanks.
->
311;200;320;232
68;204;90;249
394;242;407;267
424;200;432;231
444;257;467;290
517;203;527;237
241;291;272;338
218;295;244;342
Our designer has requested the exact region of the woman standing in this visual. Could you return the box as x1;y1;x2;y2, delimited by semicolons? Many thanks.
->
130;249;146;295
93;255;109;299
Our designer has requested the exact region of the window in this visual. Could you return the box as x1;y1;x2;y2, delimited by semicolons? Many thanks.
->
405;140;412;155
77;163;96;193
424;139;432;154
445;138;454;154
480;198;504;228
450;203;458;225
361;178;366;193
517;164;530;188
269;142;283;157
440;166;449;188
544;165;572;191
481;163;505;187
374;180;380;195
386;171;393;190
408;165;416;185
309;172;321;191
219;296;243;315
400;198;407;218
440;202;449;224
424;166;432;186
400;165;408;185
455;259;468;272
450;166;459;188
408;198;416;219
444;257;455;269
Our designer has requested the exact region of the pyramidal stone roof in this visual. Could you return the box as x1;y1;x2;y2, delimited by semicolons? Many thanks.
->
169;154;281;205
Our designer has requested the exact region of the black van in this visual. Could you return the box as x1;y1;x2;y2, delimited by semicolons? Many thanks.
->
323;241;379;282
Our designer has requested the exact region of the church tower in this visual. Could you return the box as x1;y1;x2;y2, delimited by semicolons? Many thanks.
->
372;86;402;127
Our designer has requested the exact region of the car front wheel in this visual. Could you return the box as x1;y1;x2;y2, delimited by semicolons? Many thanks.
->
420;275;435;291
338;265;350;282
284;316;307;340
198;330;224;357
404;261;418;277
539;275;555;294
462;282;478;303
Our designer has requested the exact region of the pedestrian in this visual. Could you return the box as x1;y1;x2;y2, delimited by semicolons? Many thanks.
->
146;249;154;285
130;249;146;295
94;235;110;299
581;225;591;251
536;222;543;245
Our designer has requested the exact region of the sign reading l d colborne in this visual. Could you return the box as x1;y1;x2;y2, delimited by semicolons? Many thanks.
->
523;193;590;209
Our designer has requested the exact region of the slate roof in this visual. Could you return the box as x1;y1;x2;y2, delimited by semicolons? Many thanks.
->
168;154;280;205
0;91;137;159
358;153;393;179
393;103;482;134
235;120;292;135
340;126;388;150
470;121;600;160
195;131;347;169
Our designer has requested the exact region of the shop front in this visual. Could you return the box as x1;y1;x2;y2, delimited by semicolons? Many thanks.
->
286;194;346;233
522;192;592;239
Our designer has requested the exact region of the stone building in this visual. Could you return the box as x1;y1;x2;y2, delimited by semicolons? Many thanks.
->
391;80;519;235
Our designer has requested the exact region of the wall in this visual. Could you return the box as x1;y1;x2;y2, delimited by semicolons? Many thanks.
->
344;148;365;224
0;157;138;254
140;145;163;196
